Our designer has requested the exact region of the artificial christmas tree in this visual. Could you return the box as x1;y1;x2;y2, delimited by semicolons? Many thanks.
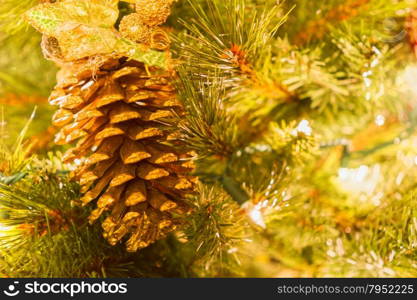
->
1;0;417;279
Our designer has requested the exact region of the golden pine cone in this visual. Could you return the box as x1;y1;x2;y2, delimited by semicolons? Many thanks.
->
135;0;173;26
49;55;195;252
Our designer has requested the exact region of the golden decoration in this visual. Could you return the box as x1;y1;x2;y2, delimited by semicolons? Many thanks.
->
43;0;195;252
150;28;171;50
134;0;174;27
119;13;152;44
